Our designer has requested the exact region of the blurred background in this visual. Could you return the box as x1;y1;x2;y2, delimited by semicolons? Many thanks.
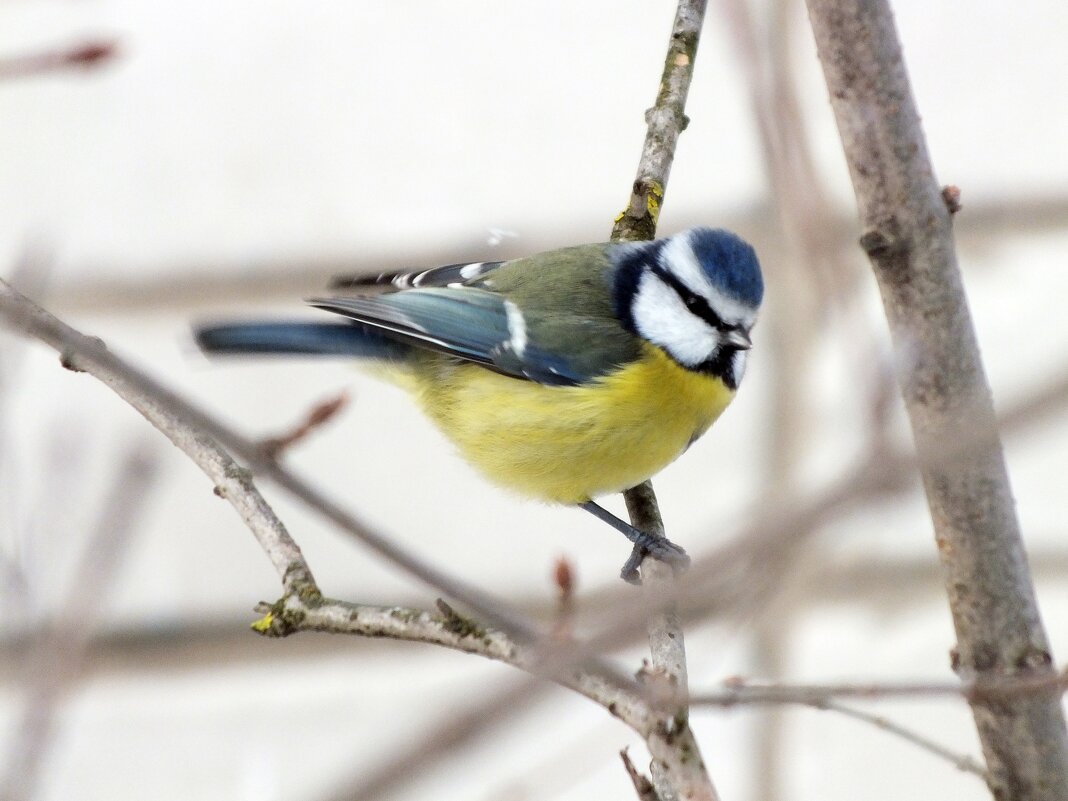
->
2;1;1067;799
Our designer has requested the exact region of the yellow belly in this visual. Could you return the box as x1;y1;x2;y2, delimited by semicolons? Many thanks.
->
386;343;735;504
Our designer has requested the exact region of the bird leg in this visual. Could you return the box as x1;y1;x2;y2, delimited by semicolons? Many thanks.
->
579;501;690;584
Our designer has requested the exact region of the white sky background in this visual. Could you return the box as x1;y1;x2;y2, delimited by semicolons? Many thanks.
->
2;2;1068;801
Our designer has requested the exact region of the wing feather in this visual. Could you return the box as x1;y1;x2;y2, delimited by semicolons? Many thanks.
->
308;287;609;386
328;261;505;293
310;245;640;386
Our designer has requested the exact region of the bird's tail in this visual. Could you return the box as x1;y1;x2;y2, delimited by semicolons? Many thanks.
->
194;321;410;361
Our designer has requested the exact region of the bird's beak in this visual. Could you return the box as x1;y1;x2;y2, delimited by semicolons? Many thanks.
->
726;328;752;350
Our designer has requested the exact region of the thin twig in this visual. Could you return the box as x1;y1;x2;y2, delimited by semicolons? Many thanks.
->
814;700;988;779
691;669;1068;707
259;390;349;459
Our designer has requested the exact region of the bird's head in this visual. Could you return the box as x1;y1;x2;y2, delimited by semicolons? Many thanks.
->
612;227;764;390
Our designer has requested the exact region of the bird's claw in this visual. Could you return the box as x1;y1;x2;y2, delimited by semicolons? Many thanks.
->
620;538;690;585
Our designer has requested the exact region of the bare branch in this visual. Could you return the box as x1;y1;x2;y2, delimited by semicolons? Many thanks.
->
610;0;707;243
254;594;663;739
802;3;1068;796
0;278;536;640
261;595;653;801
0;279;686;799
607;1;718;798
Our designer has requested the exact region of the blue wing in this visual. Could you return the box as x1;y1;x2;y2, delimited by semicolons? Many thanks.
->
308;287;593;386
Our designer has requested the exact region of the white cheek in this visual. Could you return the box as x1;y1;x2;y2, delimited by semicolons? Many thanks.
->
632;273;719;366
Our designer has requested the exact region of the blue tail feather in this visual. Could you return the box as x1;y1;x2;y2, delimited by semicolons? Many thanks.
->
195;321;411;361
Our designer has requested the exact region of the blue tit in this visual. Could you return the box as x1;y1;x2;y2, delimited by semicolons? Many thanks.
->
196;227;763;582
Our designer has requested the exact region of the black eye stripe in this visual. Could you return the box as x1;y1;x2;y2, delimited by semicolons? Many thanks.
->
651;264;726;330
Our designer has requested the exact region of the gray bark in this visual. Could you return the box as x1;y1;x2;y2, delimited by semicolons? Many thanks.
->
804;2;1068;798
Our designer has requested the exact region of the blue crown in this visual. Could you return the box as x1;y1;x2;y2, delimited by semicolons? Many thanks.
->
689;228;764;307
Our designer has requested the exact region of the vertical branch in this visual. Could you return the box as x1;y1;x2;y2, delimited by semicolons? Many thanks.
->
611;0;707;244
612;2;717;800
717;0;849;793
804;2;1068;799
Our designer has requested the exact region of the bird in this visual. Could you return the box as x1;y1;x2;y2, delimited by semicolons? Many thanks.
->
195;227;764;582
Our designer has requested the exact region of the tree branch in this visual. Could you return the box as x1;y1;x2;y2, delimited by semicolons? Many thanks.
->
609;1;716;799
610;0;706;243
0;278;538;640
803;2;1068;798
0;278;691;800
252;594;656;735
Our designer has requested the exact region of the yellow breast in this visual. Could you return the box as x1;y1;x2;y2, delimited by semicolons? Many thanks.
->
388;343;735;504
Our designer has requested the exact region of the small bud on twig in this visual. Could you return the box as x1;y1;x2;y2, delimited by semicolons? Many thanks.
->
260;391;349;459
941;184;963;214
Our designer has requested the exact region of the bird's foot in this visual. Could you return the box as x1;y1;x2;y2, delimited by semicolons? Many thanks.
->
577;500;691;585
619;535;690;585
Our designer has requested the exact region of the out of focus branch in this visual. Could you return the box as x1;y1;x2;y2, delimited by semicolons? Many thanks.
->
0;39;118;80
692;670;1068;707
805;1;1068;798
567;350;1068;673
0;443;158;801
42;193;1068;315
254;593;687;801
